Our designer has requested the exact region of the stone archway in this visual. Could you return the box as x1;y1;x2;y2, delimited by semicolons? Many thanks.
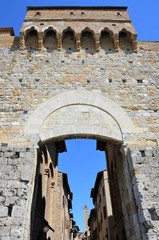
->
26;90;142;240
25;90;137;143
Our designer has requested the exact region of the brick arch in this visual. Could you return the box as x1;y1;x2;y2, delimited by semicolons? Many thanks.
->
42;25;58;33
25;90;137;143
23;25;39;35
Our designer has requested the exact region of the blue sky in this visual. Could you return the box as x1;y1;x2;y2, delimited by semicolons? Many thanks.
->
58;139;106;231
0;0;158;232
0;0;159;40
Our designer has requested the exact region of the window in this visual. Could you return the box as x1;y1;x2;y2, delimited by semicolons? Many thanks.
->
103;206;107;219
102;186;105;196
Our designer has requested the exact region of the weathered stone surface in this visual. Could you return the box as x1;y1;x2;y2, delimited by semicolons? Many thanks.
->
0;6;159;240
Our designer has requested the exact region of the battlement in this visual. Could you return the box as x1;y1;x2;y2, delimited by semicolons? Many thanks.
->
18;6;137;52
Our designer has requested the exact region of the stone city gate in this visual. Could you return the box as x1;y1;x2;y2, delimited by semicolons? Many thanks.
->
0;6;159;240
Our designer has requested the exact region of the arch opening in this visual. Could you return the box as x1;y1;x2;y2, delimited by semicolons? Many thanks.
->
119;30;133;52
44;28;57;51
31;136;135;240
100;29;114;52
25;28;38;50
81;29;96;54
25;90;137;144
27;91;138;240
62;28;76;52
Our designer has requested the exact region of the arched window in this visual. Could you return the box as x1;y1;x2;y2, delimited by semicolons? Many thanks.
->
44;28;57;50
25;28;38;50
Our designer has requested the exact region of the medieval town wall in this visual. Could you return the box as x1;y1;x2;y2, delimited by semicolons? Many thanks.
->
0;6;159;240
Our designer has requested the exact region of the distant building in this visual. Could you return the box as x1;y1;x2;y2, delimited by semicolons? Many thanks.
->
88;209;97;240
83;205;89;232
89;170;114;240
70;220;80;240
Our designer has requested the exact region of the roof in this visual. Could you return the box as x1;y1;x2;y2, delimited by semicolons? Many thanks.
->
91;170;106;203
0;27;15;36
27;6;128;11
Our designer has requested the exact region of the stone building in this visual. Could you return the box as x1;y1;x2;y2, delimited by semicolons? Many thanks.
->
0;6;159;240
30;140;73;240
83;205;89;233
90;170;114;240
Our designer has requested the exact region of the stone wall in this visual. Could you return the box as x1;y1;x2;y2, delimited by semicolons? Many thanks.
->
0;144;37;240
128;146;159;240
0;6;159;240
0;48;159;145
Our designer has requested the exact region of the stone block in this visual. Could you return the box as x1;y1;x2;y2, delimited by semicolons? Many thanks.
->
20;166;31;182
0;226;10;236
12;205;24;218
11;226;23;237
0;206;8;217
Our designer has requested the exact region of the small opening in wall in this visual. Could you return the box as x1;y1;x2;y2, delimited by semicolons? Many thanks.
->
122;79;126;83
70;12;74;15
108;49;112;51
23;110;28;114
81;12;85;15
148;208;159;221
154;110;158;112
127;49;130;51
87;80;90;83
140;150;146;157
112;24;116;26
35;11;41;16
11;152;20;159
19;79;22;83
85;48;89;50
35;79;40;82
8;205;13;217
109;79;112;83
116;12;122;16
137;79;143;83
1;143;8;147
68;48;72;50
40;23;44;26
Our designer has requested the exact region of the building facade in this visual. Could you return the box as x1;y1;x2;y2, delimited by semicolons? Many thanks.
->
29;140;74;240
90;170;114;240
0;6;159;240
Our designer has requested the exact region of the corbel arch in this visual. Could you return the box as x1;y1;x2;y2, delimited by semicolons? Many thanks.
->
100;27;114;51
43;26;57;50
23;25;40;36
24;26;39;50
42;25;58;34
119;28;133;51
62;27;76;51
80;27;96;53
